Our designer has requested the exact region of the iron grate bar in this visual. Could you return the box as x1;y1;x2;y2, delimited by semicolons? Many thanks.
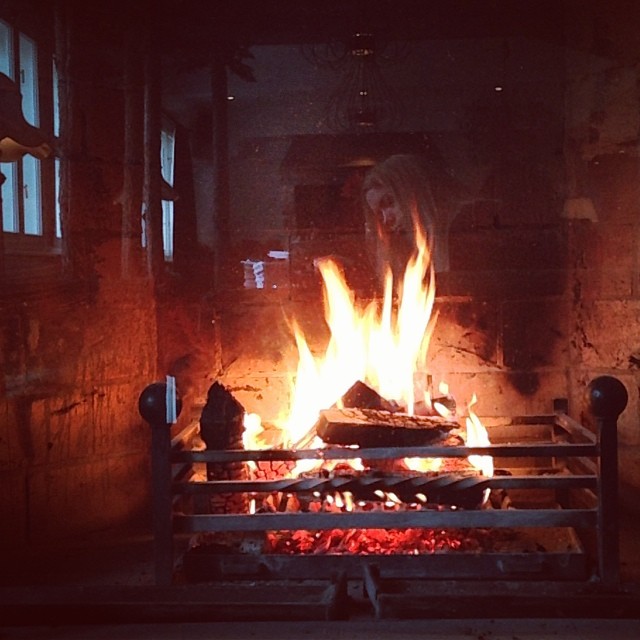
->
174;508;598;533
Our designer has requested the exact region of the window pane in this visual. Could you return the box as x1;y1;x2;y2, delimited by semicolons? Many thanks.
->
0;19;13;78
162;200;174;261
141;204;147;248
52;58;60;137
19;33;38;125
1;164;19;232
160;125;176;261
54;157;61;237
160;128;175;184
22;155;42;235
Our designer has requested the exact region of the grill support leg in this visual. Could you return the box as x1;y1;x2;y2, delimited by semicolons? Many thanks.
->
587;376;628;589
150;418;174;586
139;382;182;586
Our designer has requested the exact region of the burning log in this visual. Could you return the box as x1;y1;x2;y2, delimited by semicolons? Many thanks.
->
315;407;462;448
340;380;400;412
200;382;245;449
200;382;249;514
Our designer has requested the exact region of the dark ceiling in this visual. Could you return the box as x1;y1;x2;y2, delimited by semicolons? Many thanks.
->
161;0;566;50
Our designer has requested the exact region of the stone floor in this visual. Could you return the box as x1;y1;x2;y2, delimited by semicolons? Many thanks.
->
1;508;639;638
1;618;639;640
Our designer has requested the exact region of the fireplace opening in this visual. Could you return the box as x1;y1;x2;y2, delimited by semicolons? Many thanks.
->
140;371;626;618
139;223;629;618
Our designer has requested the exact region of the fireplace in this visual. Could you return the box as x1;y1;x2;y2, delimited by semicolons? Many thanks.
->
137;186;636;618
133;0;640;621
139;366;627;619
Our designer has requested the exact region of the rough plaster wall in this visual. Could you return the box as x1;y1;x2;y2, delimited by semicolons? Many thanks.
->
562;0;640;505
0;4;161;548
215;1;640;506
0;256;160;547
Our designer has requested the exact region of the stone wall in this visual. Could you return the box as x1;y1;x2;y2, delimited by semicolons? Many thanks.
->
216;0;640;507
0;1;219;551
562;0;640;506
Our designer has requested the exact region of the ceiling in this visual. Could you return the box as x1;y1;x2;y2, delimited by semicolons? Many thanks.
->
160;0;566;51
160;0;573;138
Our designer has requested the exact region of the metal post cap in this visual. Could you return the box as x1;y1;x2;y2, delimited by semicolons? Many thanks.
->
138;382;182;425
587;376;628;419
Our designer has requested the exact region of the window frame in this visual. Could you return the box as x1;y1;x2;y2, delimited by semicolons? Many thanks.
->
0;16;59;256
142;114;177;263
160;117;176;263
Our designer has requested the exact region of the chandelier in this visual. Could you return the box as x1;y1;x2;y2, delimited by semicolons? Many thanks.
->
303;33;409;133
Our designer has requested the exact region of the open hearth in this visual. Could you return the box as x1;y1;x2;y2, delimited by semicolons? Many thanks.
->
136;146;636;619
138;372;627;619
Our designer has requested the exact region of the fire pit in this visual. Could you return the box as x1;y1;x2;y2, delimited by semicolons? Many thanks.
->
138;373;627;619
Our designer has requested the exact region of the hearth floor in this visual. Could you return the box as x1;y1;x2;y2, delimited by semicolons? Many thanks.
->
1;509;639;638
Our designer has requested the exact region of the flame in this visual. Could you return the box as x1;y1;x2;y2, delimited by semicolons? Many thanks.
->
242;221;494;498
404;456;443;473
403;383;454;473
280;224;437;445
465;394;494;477
242;412;263;449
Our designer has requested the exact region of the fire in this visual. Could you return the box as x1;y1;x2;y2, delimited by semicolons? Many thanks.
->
466;394;494;478
244;221;493;486
281;224;437;445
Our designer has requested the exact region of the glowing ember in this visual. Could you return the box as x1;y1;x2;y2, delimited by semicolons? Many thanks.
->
404;456;443;473
266;527;505;555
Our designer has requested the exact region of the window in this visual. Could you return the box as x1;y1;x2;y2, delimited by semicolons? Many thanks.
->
0;18;59;251
141;119;176;262
160;122;176;262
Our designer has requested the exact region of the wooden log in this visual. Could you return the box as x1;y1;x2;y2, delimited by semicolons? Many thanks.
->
199;382;248;514
315;407;461;447
341;380;400;411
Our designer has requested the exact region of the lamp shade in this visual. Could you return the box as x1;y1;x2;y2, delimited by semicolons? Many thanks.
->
0;72;52;147
0;137;52;162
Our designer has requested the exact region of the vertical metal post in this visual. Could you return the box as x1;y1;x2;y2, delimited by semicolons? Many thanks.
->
139;382;182;586
149;418;173;586
587;376;628;589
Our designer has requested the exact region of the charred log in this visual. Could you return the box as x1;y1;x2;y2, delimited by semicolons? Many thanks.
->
199;382;248;514
200;381;245;449
340;380;400;412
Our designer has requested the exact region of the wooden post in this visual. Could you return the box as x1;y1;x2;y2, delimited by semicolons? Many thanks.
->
142;6;164;285
210;54;230;292
587;375;628;589
121;4;145;279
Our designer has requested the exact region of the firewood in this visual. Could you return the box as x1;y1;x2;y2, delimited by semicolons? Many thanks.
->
315;407;461;447
199;381;245;450
340;380;400;411
199;381;248;515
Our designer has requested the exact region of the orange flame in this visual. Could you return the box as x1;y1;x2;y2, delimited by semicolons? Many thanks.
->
281;225;437;446
244;221;493;488
466;394;494;477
